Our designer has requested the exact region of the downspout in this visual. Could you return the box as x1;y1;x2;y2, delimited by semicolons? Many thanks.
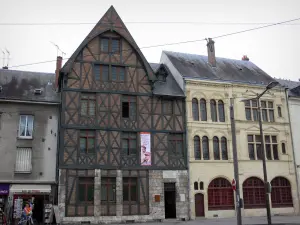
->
183;78;191;220
285;87;300;214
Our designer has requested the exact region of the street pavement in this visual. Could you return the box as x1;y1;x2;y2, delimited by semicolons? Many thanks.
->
131;216;300;225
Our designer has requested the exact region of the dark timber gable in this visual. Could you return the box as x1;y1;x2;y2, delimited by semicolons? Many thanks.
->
58;6;186;217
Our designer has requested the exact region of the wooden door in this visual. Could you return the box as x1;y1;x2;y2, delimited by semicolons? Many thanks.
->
195;193;205;217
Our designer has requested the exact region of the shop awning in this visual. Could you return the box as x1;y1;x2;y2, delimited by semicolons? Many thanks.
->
10;184;51;194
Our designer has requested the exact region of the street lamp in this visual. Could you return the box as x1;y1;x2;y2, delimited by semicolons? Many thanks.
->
242;81;279;225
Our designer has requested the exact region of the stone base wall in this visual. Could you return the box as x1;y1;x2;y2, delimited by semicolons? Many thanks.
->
58;169;189;224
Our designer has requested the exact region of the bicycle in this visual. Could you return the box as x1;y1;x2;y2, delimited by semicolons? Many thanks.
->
17;215;34;225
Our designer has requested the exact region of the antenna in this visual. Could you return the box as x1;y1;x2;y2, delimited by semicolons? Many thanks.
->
5;48;10;67
1;49;5;68
50;41;66;57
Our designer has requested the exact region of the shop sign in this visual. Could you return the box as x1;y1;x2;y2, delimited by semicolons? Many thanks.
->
0;184;9;195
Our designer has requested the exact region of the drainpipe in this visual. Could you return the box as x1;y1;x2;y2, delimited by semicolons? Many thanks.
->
183;78;191;220
284;87;300;214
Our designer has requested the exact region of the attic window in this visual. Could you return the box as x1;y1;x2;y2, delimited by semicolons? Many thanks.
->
156;67;167;82
157;74;166;82
34;89;42;95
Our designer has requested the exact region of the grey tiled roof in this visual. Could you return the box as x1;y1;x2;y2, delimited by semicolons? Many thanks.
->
150;63;185;97
164;51;277;86
0;69;60;103
275;78;300;97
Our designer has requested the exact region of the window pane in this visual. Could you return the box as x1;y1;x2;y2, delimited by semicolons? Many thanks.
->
213;137;220;160
81;100;88;115
87;184;94;202
202;137;209;160
221;137;228;160
273;145;279;160
252;100;257;107
268;102;273;108
192;99;199;121
244;100;250;107
26;116;34;137
80;138;87;153
247;135;254;142
19;116;26;136
278;106;282;117
78;184;86;202
112;39;120;53
245;108;251;120
130;184;137;201
248;144;255;160
122;139;129;155
89;100;96;116
130;102;137;119
269;110;275;122
112;67;117;81
200;99;207;121
176;141;183;156
101;185;107;201
261;101;267;108
194;136;201;160
262;109;268;121
257;144;262;160
88;138;95;153
102;65;109;81
266;144;272;160
194;182;199;190
210;100;217;122
123;185;129;201
272;136;277;143
119;67;125;81
252;109;258;121
218;101;225;122
255;135;261;143
101;38;109;52
94;65;100;81
265;135;270;143
282;143;286;154
109;184;116;201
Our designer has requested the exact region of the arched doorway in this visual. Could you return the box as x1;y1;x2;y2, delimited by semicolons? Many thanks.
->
271;177;293;208
195;193;205;217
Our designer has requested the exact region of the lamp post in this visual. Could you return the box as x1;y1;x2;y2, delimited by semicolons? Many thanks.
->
242;81;279;225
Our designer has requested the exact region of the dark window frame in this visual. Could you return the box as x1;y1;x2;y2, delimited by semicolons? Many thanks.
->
80;93;96;117
122;132;137;155
123;177;138;203
122;95;137;119
101;177;116;203
202;136;210;160
79;130;96;154
210;99;217;122
218;100;225;122
192;98;199;121
281;142;286;154
208;178;234;210
200;98;207;121
221;137;228;160
169;133;184;157
78;177;94;204
194;135;201;160
94;64;109;81
194;182;199;190
271;177;293;208
278;106;282;117
213;136;220;160
162;99;173;115
100;37;121;54
243;177;265;209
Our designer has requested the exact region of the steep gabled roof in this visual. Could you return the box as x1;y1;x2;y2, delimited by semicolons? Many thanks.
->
61;5;155;81
163;51;277;86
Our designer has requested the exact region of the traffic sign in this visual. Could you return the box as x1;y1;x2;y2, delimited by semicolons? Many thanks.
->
232;179;236;191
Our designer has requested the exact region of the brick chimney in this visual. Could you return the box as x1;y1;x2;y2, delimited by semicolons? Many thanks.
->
242;55;249;61
207;38;216;67
55;56;62;90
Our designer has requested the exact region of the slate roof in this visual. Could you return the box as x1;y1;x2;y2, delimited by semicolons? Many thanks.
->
150;63;185;97
0;69;60;103
163;51;277;86
275;78;300;97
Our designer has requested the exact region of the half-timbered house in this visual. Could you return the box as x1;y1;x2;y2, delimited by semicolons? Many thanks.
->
57;6;188;223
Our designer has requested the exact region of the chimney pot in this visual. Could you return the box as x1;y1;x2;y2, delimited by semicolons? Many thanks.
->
242;55;249;61
206;38;216;67
55;56;63;90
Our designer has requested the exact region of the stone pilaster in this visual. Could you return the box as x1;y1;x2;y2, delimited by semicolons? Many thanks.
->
58;169;66;219
116;170;123;216
94;169;101;216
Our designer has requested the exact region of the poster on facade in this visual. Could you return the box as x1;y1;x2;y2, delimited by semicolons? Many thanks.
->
140;132;151;166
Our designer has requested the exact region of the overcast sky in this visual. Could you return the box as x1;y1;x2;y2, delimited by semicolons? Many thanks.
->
0;0;299;81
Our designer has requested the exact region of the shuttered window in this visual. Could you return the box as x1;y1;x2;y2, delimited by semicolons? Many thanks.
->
15;148;32;173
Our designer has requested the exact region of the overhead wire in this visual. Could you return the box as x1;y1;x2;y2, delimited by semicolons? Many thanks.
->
7;16;300;69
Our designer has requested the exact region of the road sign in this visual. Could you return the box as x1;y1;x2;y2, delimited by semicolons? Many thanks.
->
232;179;236;191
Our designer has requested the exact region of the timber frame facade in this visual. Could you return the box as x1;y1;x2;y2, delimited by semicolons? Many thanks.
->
57;6;189;223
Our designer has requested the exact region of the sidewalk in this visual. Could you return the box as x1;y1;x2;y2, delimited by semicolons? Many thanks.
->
193;215;300;225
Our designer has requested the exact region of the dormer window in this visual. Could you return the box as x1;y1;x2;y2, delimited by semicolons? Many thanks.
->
157;74;166;82
156;66;168;82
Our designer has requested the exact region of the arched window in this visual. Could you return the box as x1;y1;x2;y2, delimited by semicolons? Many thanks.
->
200;99;207;121
208;178;234;210
194;182;199;190
202;136;210;160
213;137;220;160
210;100;217;122
192;98;199;121
221;137;228;160
278;106;282;117
200;182;204;190
271;177;293;208
218;100;225;122
243;177;265;209
194;136;201;160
